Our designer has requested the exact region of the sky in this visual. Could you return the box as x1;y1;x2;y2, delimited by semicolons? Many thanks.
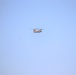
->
0;0;76;75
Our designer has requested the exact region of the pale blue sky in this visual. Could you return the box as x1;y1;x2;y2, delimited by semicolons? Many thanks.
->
0;0;76;75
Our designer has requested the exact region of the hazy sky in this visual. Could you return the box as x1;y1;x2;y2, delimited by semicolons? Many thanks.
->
0;0;76;75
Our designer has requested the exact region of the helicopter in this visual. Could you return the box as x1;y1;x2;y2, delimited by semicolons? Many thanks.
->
33;28;42;33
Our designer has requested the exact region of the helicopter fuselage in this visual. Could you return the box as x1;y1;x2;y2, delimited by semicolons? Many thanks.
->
33;29;42;33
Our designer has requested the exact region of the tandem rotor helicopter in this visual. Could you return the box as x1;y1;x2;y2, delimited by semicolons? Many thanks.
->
33;28;42;33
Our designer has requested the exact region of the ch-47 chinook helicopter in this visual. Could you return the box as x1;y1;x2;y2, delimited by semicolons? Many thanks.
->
33;28;42;33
